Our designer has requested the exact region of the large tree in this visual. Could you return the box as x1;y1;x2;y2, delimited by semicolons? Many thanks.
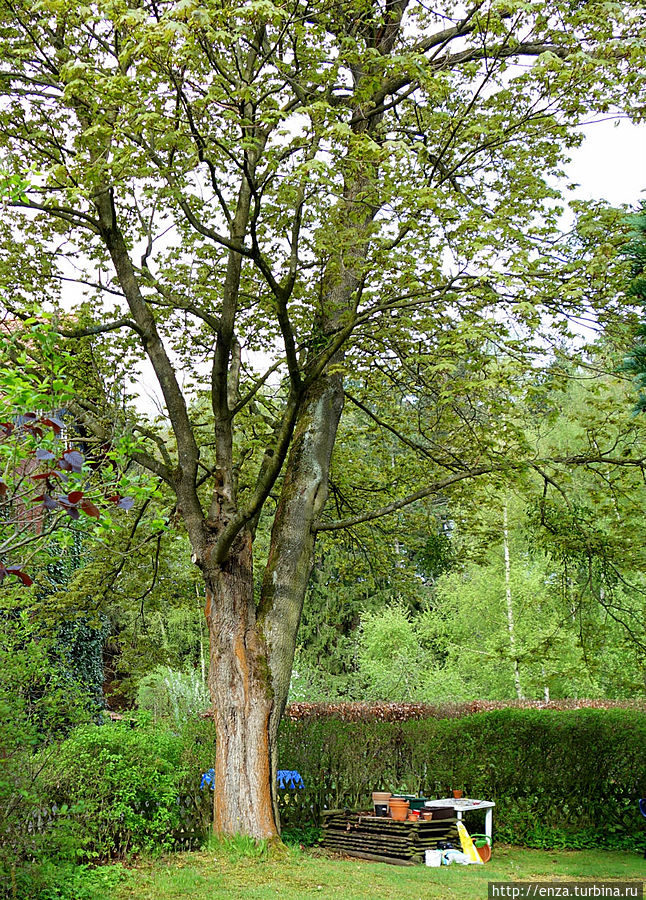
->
0;0;644;838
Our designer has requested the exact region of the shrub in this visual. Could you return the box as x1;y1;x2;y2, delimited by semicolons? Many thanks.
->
0;608;93;899
284;699;646;722
136;666;211;726
8;862;129;900
39;716;214;859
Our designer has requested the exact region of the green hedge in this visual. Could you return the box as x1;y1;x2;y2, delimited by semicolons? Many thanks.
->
17;708;646;868
277;708;646;849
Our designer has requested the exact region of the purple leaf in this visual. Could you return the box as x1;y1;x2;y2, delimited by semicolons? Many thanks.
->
35;447;56;461
41;416;64;436
118;496;135;510
61;449;83;473
80;499;100;519
6;565;34;586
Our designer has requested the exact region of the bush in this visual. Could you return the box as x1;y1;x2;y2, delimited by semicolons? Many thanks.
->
277;708;646;849
0;608;94;899
8;862;129;900
39;716;215;859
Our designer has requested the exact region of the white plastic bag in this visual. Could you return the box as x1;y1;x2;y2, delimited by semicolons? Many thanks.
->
441;849;474;865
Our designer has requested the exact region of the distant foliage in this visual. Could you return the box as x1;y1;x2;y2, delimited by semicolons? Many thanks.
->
622;202;646;410
357;604;426;702
136;665;211;726
278;708;646;849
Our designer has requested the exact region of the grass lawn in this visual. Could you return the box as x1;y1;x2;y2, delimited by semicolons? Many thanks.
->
111;845;646;900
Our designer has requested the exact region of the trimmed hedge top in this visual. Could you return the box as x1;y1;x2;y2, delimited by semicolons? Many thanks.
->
284;699;646;722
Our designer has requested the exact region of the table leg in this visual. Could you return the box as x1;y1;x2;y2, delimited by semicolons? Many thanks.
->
485;808;493;843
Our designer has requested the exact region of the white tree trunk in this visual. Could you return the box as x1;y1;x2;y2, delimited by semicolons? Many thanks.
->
503;501;524;700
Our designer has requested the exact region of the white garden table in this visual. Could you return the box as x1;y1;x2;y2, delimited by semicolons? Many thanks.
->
424;797;495;842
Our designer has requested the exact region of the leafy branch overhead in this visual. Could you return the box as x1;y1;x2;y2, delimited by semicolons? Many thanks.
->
0;411;134;585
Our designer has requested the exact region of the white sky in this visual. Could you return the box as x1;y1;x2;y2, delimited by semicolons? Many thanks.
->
566;118;645;206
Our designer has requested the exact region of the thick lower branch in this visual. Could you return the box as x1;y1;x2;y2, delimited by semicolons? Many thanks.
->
259;373;344;725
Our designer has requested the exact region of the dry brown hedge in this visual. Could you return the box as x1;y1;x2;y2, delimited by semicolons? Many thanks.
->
284;698;646;722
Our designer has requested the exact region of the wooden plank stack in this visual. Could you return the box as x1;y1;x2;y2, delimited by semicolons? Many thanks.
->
321;810;459;865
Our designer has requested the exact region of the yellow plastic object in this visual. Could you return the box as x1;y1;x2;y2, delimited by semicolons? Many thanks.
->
456;820;483;864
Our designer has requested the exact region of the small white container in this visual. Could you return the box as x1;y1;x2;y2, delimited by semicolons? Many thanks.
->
425;849;442;867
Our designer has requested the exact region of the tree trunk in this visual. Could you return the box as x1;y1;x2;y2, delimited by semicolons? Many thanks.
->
203;529;279;839
503;501;523;700
200;375;343;838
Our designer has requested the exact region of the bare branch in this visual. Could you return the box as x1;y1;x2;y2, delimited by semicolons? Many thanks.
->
12;197;101;232
56;317;143;338
314;453;646;532
314;467;494;531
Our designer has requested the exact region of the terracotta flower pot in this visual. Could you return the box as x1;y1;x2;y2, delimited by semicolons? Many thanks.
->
452;789;463;799
477;843;492;863
389;798;409;822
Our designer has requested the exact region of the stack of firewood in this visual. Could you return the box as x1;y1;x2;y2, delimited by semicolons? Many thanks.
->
321;810;458;865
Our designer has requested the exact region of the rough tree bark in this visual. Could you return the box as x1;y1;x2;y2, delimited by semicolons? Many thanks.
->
202;529;277;837
259;373;345;829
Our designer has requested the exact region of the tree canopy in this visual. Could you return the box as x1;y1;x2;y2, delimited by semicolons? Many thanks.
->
1;0;645;839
